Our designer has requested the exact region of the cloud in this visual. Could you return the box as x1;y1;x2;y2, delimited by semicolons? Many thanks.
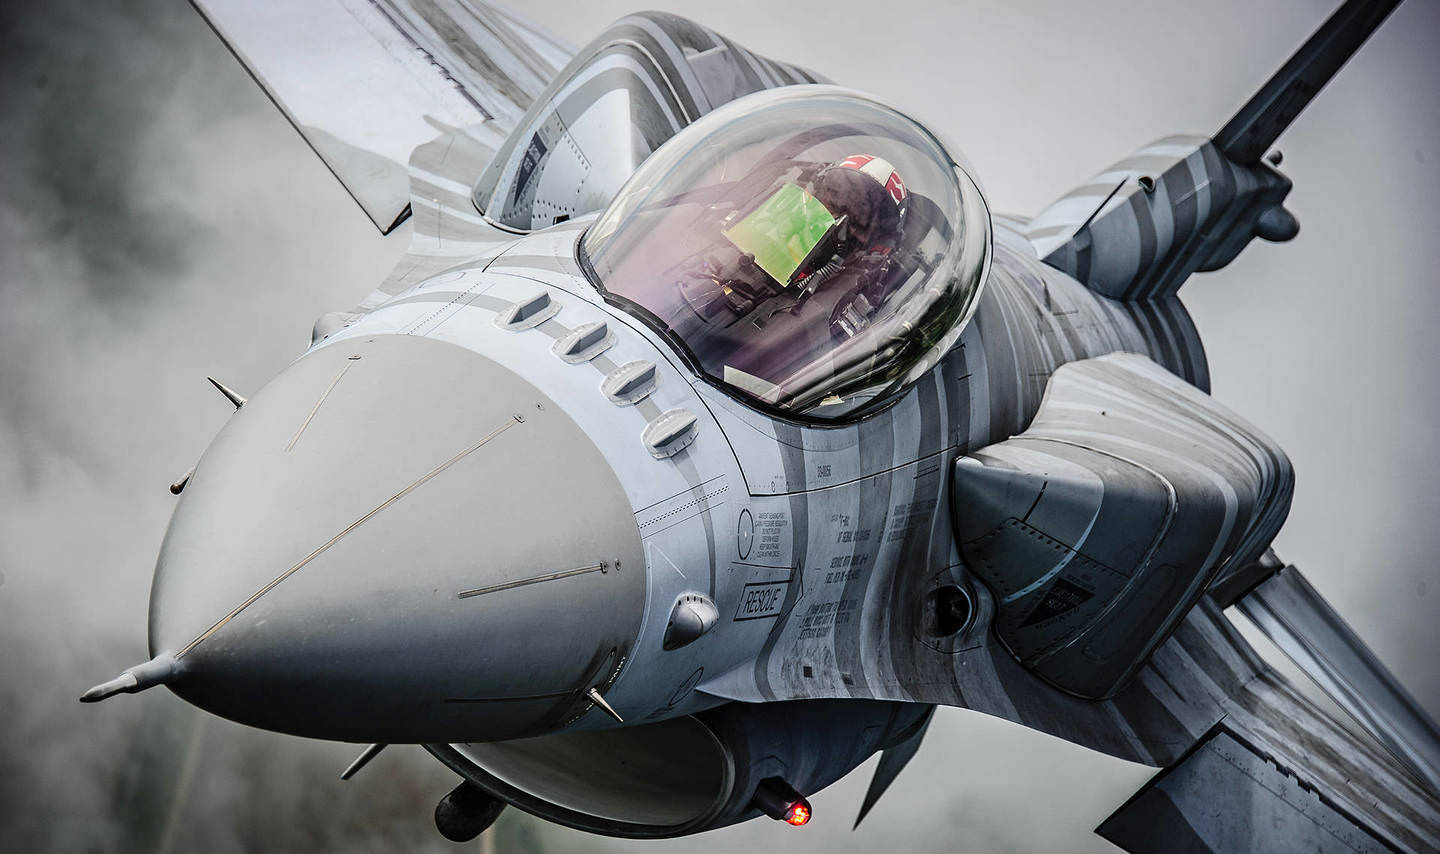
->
0;1;463;850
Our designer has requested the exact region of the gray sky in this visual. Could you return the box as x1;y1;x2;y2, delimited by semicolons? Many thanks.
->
0;0;1435;852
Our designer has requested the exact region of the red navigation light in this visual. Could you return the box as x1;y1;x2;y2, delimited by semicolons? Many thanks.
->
752;777;811;827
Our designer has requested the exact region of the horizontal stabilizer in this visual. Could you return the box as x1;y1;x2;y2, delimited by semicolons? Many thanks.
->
1098;726;1396;853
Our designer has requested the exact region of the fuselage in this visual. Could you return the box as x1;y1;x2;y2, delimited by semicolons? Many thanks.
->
147;211;1210;743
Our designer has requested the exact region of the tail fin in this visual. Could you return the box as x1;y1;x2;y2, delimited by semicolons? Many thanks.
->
1026;0;1401;301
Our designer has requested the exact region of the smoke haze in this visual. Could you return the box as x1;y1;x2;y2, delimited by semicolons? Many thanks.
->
0;0;1434;851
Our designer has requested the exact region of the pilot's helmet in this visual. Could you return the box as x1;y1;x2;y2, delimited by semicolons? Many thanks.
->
811;154;906;248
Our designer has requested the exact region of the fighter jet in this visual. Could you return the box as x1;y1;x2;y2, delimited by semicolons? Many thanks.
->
83;0;1439;849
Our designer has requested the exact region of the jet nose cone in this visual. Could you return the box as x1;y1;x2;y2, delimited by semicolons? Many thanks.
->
150;335;644;742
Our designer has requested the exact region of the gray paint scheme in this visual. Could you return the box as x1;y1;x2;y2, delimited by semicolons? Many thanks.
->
1239;565;1440;791
191;0;573;232
311;218;1437;846
470;11;821;230
150;334;647;742
1026;134;1297;302
1026;0;1401;303
952;353;1293;699
1097;727;1394;854
92;0;1439;848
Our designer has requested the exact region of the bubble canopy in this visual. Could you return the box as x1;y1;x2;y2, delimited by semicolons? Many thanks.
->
580;87;991;421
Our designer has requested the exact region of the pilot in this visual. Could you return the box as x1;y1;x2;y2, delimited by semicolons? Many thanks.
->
675;153;909;395
813;154;909;338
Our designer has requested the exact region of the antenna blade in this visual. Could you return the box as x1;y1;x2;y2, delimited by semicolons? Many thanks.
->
170;466;195;495
854;708;933;829
340;743;388;780
585;687;624;723
206;376;247;409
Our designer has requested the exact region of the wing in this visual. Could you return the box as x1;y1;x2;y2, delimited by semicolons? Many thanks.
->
191;0;573;233
1094;571;1440;853
1097;721;1418;853
1214;558;1440;792
1024;0;1399;300
305;10;824;340
1214;0;1401;165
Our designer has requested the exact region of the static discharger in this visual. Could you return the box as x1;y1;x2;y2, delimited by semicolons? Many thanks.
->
80;654;178;703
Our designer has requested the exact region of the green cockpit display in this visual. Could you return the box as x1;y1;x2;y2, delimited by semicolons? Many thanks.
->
722;183;837;285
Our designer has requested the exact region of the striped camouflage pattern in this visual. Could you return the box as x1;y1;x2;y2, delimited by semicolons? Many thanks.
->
345;211;1229;736
952;353;1294;698
142;0;1440;844
684;230;1266;725
320;78;1267;747
195;2;1436;845
1026;134;1295;301
470;11;824;230
320;212;1439;848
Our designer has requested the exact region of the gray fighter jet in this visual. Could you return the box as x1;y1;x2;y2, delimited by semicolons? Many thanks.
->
82;0;1440;849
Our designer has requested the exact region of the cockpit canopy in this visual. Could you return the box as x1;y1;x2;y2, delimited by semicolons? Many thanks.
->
580;86;991;421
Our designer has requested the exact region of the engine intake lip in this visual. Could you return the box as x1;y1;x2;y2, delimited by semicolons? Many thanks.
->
425;714;734;838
